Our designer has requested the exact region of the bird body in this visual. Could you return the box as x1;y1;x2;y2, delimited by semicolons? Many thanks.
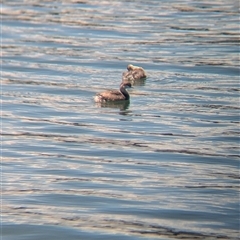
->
122;64;147;82
94;82;132;103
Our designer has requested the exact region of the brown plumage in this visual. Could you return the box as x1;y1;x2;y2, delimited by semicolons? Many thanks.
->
122;64;147;82
94;82;132;103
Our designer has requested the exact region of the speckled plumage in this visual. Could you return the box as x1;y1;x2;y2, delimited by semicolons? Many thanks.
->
122;64;147;82
94;82;132;103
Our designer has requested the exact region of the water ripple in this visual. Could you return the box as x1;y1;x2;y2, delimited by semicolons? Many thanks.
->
2;0;239;239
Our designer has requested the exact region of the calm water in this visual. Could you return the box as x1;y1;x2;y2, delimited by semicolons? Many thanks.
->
2;0;239;239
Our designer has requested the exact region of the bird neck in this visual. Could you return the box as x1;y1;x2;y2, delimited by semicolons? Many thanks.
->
119;85;130;100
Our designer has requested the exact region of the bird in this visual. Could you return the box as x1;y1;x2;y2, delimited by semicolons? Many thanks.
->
122;64;147;82
94;82;132;103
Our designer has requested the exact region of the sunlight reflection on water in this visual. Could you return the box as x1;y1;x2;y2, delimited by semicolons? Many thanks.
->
2;0;239;239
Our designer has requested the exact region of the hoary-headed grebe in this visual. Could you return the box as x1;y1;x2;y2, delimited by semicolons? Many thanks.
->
94;82;132;103
122;64;147;82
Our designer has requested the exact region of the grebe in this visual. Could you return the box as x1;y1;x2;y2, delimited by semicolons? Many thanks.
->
94;82;132;103
122;64;147;82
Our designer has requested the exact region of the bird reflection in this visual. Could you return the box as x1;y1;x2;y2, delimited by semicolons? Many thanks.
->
95;99;130;110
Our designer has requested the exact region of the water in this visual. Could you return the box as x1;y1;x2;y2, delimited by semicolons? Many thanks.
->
2;0;239;239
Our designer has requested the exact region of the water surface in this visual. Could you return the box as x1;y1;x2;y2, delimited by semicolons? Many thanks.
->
2;0;239;239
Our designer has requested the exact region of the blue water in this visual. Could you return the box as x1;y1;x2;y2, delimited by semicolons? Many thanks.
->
2;0;239;239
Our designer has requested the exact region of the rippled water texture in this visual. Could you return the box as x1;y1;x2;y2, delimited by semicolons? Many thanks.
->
2;0;239;239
